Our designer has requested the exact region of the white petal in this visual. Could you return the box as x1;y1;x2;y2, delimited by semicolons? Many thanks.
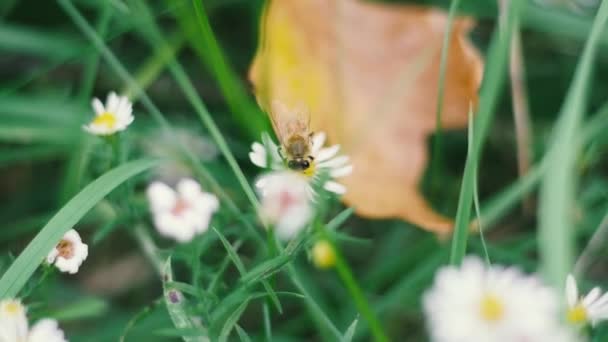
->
154;213;195;243
54;257;78;274
106;92;120;114
249;150;267;168
318;155;350;169
197;193;219;213
311;132;326;153
83;123;115;136
255;175;271;189
315;145;340;162
147;182;177;213
115;95;130;117
63;229;82;244
28;319;66;342
116;113;134;129
323;181;346;195
46;248;59;264
275;205;313;240
91;98;105;115
252;142;265;154
0;299;28;342
583;287;602;307
177;178;202;202
588;292;608;313
330;165;353;178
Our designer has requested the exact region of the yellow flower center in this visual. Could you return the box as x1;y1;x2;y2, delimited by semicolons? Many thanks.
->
567;304;588;324
302;161;316;178
3;301;23;316
479;294;504;322
92;112;117;128
312;240;336;269
56;239;74;259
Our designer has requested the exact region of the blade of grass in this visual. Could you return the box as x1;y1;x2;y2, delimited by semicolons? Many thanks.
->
318;225;388;342
478;100;608;229
342;316;359;342
212;228;282;313
57;0;265;246
162;258;210;342
449;0;524;265
537;0;608;289
0;158;158;298
219;298;250;342
61;2;113;204
130;0;261;216
175;0;269;140
284;263;343;341
430;0;462;191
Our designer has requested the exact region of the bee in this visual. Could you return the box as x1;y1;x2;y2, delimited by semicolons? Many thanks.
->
268;101;315;173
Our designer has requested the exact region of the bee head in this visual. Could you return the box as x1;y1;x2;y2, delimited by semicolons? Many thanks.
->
287;158;310;171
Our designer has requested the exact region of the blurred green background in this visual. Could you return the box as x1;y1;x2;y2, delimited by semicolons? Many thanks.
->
1;0;607;341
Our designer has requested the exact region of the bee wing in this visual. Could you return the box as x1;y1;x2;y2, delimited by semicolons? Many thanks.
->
269;100;311;145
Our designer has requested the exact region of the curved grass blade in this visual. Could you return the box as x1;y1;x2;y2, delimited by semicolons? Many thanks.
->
449;0;524;265
163;258;210;342
0;158;158;298
537;1;608;289
219;298;250;342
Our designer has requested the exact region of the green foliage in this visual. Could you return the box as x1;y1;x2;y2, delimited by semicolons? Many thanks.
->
1;0;608;341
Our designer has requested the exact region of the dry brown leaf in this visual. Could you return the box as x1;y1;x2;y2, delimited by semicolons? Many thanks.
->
249;0;483;233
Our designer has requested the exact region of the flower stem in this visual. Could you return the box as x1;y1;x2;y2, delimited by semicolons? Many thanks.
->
133;224;163;275
319;226;388;342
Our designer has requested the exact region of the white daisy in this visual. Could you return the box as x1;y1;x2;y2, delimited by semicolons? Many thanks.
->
83;91;134;136
249;132;353;195
46;229;88;274
0;299;67;342
257;171;313;240
146;178;219;243
423;256;575;342
565;274;608;326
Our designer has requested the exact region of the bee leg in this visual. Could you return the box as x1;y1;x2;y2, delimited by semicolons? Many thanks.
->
308;155;314;161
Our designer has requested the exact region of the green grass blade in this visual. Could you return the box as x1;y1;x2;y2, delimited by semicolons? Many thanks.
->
162;258;210;342
180;0;269;140
479;101;608;230
212;228;282;313
130;0;261;215
219;299;249;342
449;0;524;265
537;1;608;289
0;158;158;298
342;316;359;342
430;0;462;189
58;0;265;245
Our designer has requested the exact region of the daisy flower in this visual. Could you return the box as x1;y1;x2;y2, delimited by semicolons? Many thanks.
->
0;299;67;342
46;229;88;274
565;274;608;326
423;256;575;342
250;132;353;195
83;91;134;136
147;178;219;243
257;171;313;240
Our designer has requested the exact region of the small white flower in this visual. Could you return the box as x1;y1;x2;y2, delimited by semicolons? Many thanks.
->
47;229;88;274
147;178;219;243
249;132;353;195
565;274;608;326
83;91;134;136
257;171;313;240
423;256;575;342
0;299;67;342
